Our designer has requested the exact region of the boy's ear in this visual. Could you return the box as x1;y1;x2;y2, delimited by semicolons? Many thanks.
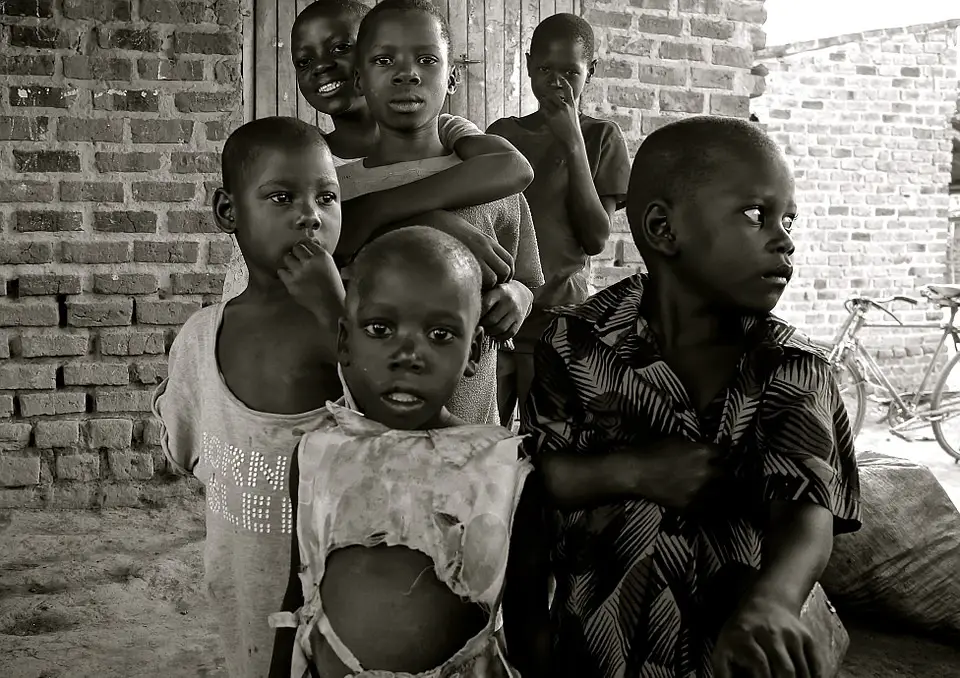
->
586;58;598;83
640;202;680;257
447;63;461;95
337;317;351;366
463;326;483;379
213;187;236;235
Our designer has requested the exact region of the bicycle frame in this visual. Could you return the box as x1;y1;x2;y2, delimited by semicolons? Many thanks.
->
827;302;960;429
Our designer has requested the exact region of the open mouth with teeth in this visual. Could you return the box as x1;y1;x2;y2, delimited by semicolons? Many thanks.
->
317;81;345;96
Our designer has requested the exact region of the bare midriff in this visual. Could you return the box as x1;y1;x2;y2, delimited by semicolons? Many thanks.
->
313;544;488;677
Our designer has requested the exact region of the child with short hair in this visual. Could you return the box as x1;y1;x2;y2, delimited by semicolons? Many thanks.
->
335;0;544;426
221;0;534;302
152;116;346;678
269;227;532;678
486;12;631;425
508;116;862;678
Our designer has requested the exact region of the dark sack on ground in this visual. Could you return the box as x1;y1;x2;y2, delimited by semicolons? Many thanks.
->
820;451;960;638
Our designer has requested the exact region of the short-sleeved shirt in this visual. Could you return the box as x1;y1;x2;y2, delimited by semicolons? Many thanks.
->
520;274;862;678
337;153;543;426
219;114;483;303
486;114;630;352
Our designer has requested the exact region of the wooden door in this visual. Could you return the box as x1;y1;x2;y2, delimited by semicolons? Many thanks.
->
247;0;582;131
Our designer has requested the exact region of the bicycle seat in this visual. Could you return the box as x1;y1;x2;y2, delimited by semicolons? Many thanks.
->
925;285;960;300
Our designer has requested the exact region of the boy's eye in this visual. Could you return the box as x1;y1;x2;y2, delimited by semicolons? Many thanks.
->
318;192;338;205
269;192;293;204
362;322;391;338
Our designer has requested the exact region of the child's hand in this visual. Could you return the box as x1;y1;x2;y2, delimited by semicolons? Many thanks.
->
542;79;584;150
712;596;824;678
278;239;345;322
481;282;532;340
638;439;724;510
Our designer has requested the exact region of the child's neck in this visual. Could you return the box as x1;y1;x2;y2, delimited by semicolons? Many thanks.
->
364;120;447;167
643;278;744;349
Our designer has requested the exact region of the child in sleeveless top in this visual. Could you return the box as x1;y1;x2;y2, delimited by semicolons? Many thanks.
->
269;227;534;678
222;0;533;302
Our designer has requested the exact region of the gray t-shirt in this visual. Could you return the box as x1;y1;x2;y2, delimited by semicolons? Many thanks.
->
152;303;331;678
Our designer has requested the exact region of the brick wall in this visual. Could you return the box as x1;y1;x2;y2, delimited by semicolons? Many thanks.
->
580;0;768;289
0;0;242;507
752;21;960;388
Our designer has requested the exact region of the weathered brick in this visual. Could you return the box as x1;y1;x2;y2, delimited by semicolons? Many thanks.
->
136;299;201;325
660;90;705;113
108;451;154;480
63;0;131;20
637;64;685;86
63;362;129;386
659;41;706;61
10;25;78;49
132;182;195;202
0;55;55;76
609;87;655;110
15;211;83;232
0;301;59;327
692;67;735;90
94;211;157;233
87;419;133;449
0;180;55;202
712;45;753;69
61;181;124;203
1;0;54;17
18;274;82;295
9;85;77;109
18;392;86;417
57;118;124;143
637;15;682;36
19;333;89;357
95;152;162;173
134;241;200;263
14;150;81;173
61;241;131;264
174;91;240;113
93;273;158;295
35;421;81;448
133;361;168;384
0;456;40;487
710;93;750;117
97;27;161;51
168;210;217;233
208;239;235;264
62;56;132;80
94;389;154;412
144;0;209;22
171;152;220;174
93;89;160;113
0;241;54;264
66;299;133;327
0;395;13;418
130;119;193;143
99;330;166;356
0;116;48;141
0;423;31;450
55;453;100;481
0;365;57;390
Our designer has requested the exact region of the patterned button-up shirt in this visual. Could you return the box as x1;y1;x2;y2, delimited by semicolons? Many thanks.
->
520;274;861;678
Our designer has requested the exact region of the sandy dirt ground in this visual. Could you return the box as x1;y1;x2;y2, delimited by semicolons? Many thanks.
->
2;409;960;678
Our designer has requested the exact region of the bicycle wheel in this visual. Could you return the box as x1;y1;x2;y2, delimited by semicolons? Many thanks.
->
930;351;960;461
832;355;867;437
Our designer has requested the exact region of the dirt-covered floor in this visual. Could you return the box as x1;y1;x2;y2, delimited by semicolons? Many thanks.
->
2;410;960;678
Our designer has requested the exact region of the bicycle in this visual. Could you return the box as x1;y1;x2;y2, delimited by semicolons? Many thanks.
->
820;284;960;462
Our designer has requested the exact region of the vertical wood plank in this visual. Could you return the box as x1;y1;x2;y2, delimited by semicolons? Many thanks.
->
484;0;504;127
295;0;319;126
448;0;469;120
277;0;298;117
254;0;279;118
466;0;487;128
502;0;522;121
519;0;539;115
